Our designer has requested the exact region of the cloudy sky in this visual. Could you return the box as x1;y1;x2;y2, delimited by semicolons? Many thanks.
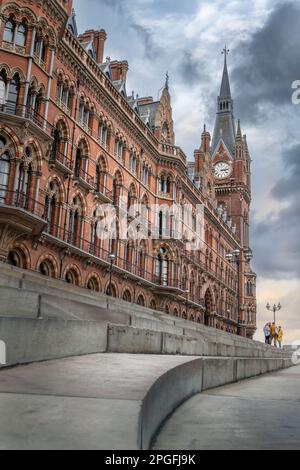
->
73;0;300;343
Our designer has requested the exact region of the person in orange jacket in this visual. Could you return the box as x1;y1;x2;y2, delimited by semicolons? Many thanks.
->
277;326;284;349
270;322;278;347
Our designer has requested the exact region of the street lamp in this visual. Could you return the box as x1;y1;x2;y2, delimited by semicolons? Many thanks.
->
226;248;241;335
183;288;189;317
107;253;116;297
226;247;254;335
244;248;253;263
266;302;282;324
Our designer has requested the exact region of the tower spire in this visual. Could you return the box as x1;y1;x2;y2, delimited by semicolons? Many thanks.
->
220;46;231;99
211;46;236;157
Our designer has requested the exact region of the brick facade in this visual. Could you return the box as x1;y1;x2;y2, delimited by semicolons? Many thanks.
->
0;0;257;337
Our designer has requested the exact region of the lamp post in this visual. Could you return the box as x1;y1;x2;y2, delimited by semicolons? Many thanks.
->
107;253;115;297
185;289;189;313
226;248;253;336
266;302;282;324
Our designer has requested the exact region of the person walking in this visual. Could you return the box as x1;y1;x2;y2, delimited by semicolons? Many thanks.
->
263;323;271;345
277;326;283;349
270;322;277;347
267;322;272;344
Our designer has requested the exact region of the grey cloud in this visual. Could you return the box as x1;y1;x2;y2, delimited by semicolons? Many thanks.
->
253;205;300;279
271;144;300;199
128;21;160;60
179;51;206;86
253;142;300;278
232;1;300;123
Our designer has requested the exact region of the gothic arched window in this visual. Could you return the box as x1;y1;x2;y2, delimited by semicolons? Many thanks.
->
15;22;27;47
0;137;10;202
7;75;20;113
34;36;47;62
3;19;15;43
44;182;60;235
0;73;7;107
156;247;169;286
68;196;82;247
75;147;82;178
16;157;32;208
39;260;55;278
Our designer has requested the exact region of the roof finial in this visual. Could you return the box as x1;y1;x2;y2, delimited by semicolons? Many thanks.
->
222;45;230;64
165;71;169;89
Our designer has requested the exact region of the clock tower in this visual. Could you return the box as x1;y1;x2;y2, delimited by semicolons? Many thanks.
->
208;48;257;339
211;48;252;247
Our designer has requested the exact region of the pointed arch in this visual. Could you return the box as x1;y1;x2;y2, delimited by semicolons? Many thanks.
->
23;138;42;172
37;253;59;278
86;272;101;292
204;287;215;326
122;288;133;303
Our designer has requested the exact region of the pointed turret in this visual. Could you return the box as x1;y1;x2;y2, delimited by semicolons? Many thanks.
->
243;134;250;160
235;119;243;159
211;47;236;158
236;119;242;142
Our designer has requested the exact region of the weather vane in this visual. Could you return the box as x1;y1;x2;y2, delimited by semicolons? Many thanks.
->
222;45;230;60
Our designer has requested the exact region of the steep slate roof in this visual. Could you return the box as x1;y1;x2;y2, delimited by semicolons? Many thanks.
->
67;9;78;37
211;51;236;158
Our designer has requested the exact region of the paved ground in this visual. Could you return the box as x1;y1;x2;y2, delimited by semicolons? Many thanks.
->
153;365;300;450
0;353;197;450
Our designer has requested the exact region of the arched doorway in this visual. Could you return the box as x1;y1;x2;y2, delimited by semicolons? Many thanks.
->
204;288;214;327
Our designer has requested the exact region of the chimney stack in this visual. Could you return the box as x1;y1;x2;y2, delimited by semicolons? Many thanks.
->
201;125;211;153
94;29;107;64
121;61;129;82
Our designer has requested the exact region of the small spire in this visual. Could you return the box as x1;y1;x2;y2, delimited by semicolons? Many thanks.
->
165;71;169;90
236;119;242;141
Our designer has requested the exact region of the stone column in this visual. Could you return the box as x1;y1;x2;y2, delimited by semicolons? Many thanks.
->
22;28;36;116
43;47;55;129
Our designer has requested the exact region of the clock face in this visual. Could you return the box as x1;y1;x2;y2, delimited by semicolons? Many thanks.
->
214;162;231;179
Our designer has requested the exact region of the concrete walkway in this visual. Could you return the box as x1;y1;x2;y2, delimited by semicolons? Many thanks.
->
153;365;300;450
0;353;197;450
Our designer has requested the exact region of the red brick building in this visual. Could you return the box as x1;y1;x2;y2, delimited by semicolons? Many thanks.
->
0;0;257;337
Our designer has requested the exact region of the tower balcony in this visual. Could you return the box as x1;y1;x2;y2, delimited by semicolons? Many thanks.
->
73;167;95;192
49;149;73;174
94;183;113;203
0;191;47;261
0;104;53;143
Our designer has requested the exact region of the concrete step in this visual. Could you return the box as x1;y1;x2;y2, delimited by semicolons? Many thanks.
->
0;353;295;450
0;263;290;368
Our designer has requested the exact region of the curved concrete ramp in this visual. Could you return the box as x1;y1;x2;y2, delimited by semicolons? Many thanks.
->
0;353;293;450
153;365;300;450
